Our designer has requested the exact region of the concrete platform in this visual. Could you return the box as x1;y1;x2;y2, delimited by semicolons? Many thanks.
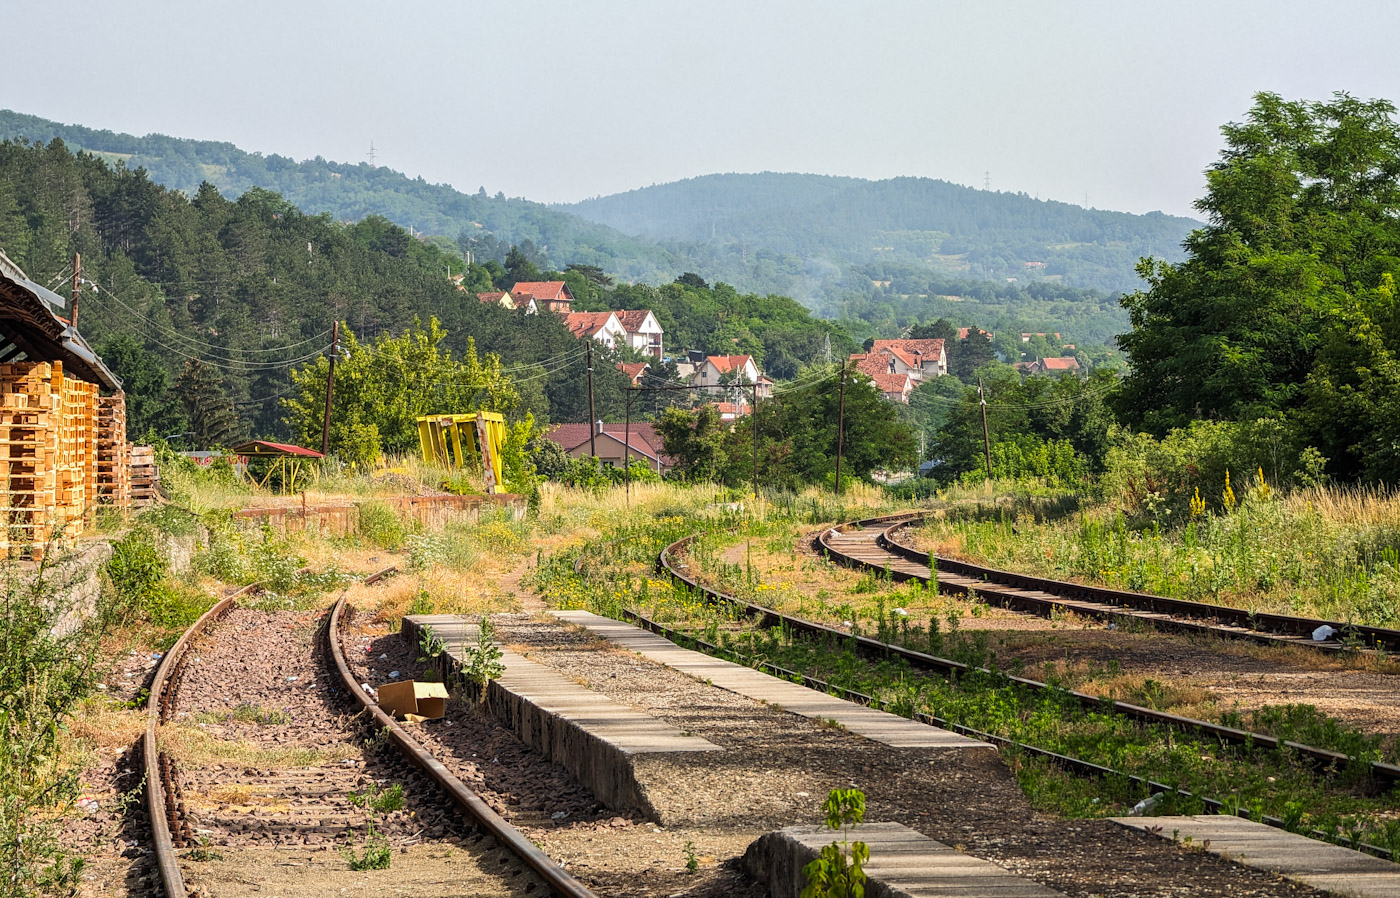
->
403;615;720;818
550;610;988;750
1113;815;1400;897
744;822;1065;898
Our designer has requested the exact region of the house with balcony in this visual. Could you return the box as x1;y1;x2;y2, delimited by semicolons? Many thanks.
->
614;310;664;360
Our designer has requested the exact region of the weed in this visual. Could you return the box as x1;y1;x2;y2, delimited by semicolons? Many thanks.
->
349;782;406;814
459;618;505;694
684;840;699;874
342;821;392;870
800;789;868;898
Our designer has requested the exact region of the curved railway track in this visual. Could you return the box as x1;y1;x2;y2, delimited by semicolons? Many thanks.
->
146;569;598;898
820;512;1400;654
651;525;1400;797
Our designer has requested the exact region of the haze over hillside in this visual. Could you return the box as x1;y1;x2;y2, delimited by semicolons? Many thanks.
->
561;172;1198;294
0;109;1199;342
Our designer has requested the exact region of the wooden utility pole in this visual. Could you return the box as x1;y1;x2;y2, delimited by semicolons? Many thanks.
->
978;375;992;479
834;360;847;498
624;388;633;504
751;382;760;501
321;320;339;457
586;339;597;460
70;253;81;327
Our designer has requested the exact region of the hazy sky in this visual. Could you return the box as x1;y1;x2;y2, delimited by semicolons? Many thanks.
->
8;0;1399;219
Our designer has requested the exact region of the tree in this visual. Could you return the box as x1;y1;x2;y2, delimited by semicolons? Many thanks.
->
96;333;178;438
949;328;997;380
503;245;543;286
283;317;521;467
1116;92;1400;437
173;359;239;448
908;318;956;341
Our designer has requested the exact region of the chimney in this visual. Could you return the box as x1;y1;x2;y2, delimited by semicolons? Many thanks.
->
596;420;604;434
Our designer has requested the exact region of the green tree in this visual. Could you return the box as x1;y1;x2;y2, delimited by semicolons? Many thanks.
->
173;359;239;448
283;318;519;467
949;328;997;380
1117;92;1400;436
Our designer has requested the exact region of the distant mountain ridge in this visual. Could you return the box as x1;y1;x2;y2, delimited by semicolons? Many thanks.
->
0;109;680;283
560;172;1198;294
0;109;1195;340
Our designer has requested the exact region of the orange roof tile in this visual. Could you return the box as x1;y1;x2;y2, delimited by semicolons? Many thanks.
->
511;281;572;301
616;362;650;383
564;311;616;339
706;354;753;374
615;310;656;331
1040;356;1080;370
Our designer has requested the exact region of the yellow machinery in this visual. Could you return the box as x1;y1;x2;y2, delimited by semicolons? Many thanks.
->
416;412;506;494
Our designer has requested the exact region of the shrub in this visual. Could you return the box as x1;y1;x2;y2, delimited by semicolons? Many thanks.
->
357;501;406;550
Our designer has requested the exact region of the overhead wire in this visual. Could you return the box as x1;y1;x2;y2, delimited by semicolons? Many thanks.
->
84;292;332;372
90;283;334;355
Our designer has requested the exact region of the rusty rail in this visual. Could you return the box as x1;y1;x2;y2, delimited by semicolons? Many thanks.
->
656;522;1400;787
146;584;258;897
327;587;599;898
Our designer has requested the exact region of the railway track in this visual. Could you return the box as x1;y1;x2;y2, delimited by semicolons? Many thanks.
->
655;526;1400;790
145;569;598;898
819;512;1400;654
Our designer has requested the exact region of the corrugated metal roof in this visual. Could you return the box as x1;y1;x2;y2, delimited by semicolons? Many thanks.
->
0;249;121;390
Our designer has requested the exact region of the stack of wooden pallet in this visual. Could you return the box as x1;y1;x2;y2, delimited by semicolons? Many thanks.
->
130;446;158;507
96;393;132;510
0;361;99;556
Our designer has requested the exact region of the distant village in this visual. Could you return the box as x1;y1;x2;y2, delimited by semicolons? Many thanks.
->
453;277;1083;474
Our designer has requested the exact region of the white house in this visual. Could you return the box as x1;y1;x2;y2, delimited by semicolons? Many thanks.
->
692;354;761;393
614;310;664;360
564;311;628;350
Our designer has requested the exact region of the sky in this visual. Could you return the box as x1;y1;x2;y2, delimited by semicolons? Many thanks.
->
7;0;1400;220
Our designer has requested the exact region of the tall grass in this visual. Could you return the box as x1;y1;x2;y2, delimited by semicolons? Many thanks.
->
918;481;1400;626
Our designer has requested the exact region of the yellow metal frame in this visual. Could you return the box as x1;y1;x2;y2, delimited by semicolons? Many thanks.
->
249;455;313;494
415;411;507;493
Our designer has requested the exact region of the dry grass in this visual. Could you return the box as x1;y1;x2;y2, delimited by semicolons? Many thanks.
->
160;723;360;768
1288;483;1400;528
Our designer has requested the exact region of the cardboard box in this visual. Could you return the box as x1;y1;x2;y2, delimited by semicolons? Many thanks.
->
376;680;450;720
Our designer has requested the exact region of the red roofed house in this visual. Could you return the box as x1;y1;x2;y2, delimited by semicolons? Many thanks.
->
957;327;993;341
850;339;947;388
1024;356;1082;376
614;310;664;359
870;372;915;403
564;311;627;349
616;361;650;385
709;401;746;422
510;281;573;314
476;291;517;310
546;421;672;473
691;354;761;393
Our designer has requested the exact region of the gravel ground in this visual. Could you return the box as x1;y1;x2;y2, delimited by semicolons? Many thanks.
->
341;601;767;898
487;611;1329;898
167;605;540;897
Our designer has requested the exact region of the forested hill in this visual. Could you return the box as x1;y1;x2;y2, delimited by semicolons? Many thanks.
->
0;109;680;284
0;111;1193;306
561;172;1199;295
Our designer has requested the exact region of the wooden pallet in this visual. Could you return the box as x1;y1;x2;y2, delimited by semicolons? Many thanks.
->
0;361;102;557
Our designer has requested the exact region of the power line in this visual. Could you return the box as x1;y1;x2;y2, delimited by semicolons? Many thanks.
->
85;293;332;372
92;283;334;355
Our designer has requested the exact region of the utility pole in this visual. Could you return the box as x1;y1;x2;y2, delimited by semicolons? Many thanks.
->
586;339;597;460
834;360;847;498
321;320;339;457
70;253;81;328
978;375;992;479
624;388;633;505
751;382;759;502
